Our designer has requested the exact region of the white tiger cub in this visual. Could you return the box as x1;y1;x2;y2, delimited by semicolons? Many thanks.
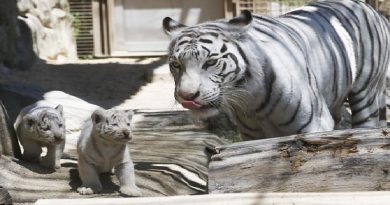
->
162;0;390;140
77;109;142;197
15;104;66;169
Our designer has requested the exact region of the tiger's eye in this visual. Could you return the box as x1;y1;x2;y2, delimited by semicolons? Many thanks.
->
206;59;217;66
170;61;181;68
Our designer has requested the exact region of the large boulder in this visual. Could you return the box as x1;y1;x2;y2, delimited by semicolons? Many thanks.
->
17;0;77;62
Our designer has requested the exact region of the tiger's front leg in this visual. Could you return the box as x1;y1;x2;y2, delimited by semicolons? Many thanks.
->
115;161;142;197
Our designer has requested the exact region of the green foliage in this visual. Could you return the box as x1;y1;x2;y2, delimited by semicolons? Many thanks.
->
69;12;81;38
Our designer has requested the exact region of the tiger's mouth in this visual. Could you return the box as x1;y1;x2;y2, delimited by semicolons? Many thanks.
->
180;100;220;117
181;101;204;110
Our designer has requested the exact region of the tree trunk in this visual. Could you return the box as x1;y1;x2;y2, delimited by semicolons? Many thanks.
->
0;100;21;158
209;128;390;193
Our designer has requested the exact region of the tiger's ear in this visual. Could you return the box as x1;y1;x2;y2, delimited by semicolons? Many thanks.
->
55;104;64;117
228;10;253;27
124;110;134;121
163;17;186;36
91;110;105;124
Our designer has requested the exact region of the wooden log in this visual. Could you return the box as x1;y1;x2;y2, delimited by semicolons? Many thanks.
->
35;191;390;205
209;128;390;193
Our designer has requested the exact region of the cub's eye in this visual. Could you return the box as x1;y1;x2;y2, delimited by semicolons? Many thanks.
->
170;61;181;69
205;59;217;66
58;123;63;128
127;123;130;126
112;123;118;127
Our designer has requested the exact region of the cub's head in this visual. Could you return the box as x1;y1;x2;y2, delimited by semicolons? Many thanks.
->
91;109;134;144
163;11;253;118
23;105;65;145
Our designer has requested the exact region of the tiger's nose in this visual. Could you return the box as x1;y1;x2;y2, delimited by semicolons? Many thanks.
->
54;135;64;140
123;130;131;139
178;90;200;101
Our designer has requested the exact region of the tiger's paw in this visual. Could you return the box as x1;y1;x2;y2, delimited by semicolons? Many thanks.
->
119;186;142;197
77;186;99;195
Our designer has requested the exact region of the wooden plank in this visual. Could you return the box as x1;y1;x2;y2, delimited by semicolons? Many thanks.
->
209;128;390;193
35;191;390;205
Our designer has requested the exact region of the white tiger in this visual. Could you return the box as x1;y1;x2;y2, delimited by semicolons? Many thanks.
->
77;109;142;197
15;104;66;169
162;0;390;140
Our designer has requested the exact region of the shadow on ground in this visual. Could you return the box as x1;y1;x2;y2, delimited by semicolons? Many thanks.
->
1;57;166;121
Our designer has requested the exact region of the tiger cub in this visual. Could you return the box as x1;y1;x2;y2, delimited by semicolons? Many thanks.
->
77;109;142;197
15;104;66;169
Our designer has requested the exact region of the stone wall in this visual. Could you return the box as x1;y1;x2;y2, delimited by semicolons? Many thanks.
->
17;0;77;62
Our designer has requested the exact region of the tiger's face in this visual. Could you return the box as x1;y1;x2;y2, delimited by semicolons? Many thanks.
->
163;15;252;118
23;105;65;145
91;109;134;144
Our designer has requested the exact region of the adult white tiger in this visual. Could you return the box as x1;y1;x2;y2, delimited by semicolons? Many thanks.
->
163;0;390;140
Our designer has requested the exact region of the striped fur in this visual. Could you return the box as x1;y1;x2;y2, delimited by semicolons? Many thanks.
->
77;109;142;196
163;0;390;140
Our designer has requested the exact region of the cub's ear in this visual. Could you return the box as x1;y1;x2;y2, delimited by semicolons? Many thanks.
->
125;110;134;121
162;17;186;36
228;10;253;27
23;115;36;131
91;110;105;124
55;104;64;116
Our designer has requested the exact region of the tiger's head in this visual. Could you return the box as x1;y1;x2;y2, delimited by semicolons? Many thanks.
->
163;11;255;118
91;109;134;144
23;105;66;145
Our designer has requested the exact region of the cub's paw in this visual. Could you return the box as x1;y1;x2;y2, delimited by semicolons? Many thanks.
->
119;186;143;197
77;187;94;195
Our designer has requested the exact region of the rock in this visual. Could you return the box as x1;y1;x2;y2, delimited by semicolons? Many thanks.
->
16;0;77;62
16;17;37;70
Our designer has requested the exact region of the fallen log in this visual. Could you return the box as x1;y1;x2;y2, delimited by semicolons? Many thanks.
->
209;128;390;193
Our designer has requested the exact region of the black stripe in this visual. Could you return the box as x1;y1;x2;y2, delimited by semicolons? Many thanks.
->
297;101;314;134
177;40;189;46
199;38;213;44
353;110;379;126
220;44;227;53
350;6;376;95
255;68;275;112
279;93;302;126
201;46;210;56
351;93;377;115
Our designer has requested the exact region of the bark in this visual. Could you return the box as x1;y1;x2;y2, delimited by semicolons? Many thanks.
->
209;128;390;193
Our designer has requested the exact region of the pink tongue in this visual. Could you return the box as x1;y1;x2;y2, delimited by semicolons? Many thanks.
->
181;101;203;110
